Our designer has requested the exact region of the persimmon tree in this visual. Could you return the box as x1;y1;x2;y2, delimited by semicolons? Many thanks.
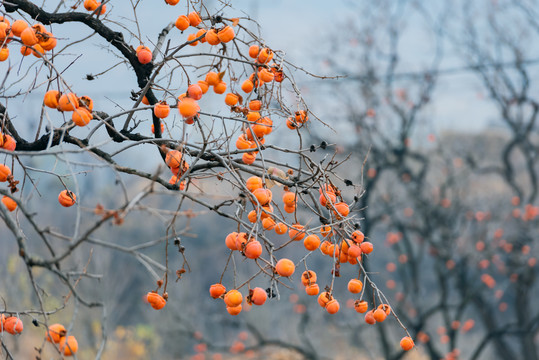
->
316;1;539;359
0;0;413;358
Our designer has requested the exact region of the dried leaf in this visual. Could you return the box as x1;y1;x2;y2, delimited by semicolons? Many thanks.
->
231;18;240;27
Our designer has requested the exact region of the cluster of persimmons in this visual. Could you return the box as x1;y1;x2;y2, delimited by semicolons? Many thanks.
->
0;0;415;355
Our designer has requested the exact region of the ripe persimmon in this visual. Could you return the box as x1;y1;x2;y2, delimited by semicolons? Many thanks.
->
58;93;79;112
248;45;259;59
4;317;23;335
178;98;200;118
46;323;66;343
154;101;170;118
58;190;76;207
225;93;239;106
373;308;387;322
217;26;235;43
317;291;332;307
209;283;226;299
175;15;190;31
360;241;373;254
2;196;17;212
325;299;340;314
248;287;267;306
72;107;92;126
347;279;363;294
59;335;78;356
400;336;414;351
301;270;317;286
303;234;321;251
274;222;287;235
244;240;262;259
275;258;295;277
305;283;320;296
224;290;243;307
225;232;238;250
354;300;368;313
289;224;305;241
146;292;166;310
0;164;11;182
226;304;242;315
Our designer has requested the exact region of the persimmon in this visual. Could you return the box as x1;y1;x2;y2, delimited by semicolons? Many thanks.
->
72;107;93;126
141;95;150;105
351;230;365;243
354;300;368;313
295;110;308;123
4;317;23;335
175;15;190;31
303;234;321;251
20;27;38;46
225;232;238;250
282;191;296;206
347;279;363;294
58;190;76;207
289;224;305;241
188;12;202;27
187;33;199;46
245;176;263;192
247;111;261;122
320;225;332;237
242;152;256;165
38;32;56;51
248;287;267;306
334;202;350;217
275;258;295;277
2;196;17;212
364;310;376;324
136;46;152;64
178;98;200;118
205;71;220;86
257;48;273;64
59;335;78;356
286;117;298;130
196;28;207;43
146;292;166;310
168;176;185;190
226;305;242;315
165;0;180;4
2;135;16;151
58;93;79;112
373;308;387;322
79;95;93;110
235;233;248;251
400;336;414;351
274;222;287;235
187;83;203;100
262;217;276;230
360;241;373;254
348;244;362;258
46;323;66;343
11;19;28;37
224;289;243;307
205;29;220;45
244;240;262;259
225;93;239;106
235;134;252;150
247;210;258;223
214;81;227;94
0;164;11;182
319;240;331;255
249;99;261;111
209;283;226;299
317;291;332;307
319;192;336;207
301;270;317;286
258;68;274;83
305;283;320;296
0;47;8;62
241;79;254;93
340;240;350;254
378;304;391;315
197;80;209;94
248;45;259;59
153;101;170;119
84;0;98;10
252;188;271;205
218;26;235;43
325;299;340;314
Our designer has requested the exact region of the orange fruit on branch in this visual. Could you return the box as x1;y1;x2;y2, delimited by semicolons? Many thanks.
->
58;190;76;207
